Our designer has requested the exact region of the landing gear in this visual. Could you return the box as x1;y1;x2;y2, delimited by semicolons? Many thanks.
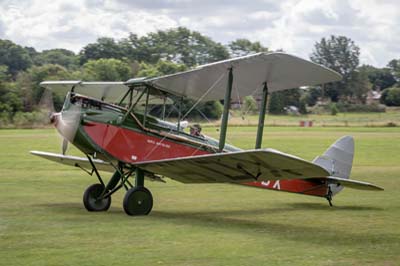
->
81;156;153;215
123;187;153;215
326;186;333;207
83;183;111;211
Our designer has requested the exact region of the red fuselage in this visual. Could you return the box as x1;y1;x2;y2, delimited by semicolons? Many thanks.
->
82;121;328;198
54;93;328;199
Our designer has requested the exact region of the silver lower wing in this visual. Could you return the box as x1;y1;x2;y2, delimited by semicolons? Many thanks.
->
30;151;114;172
136;149;329;183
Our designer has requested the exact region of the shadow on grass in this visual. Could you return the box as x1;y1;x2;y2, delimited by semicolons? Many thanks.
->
150;208;397;248
286;202;383;211
36;201;394;248
35;202;124;215
38;200;383;214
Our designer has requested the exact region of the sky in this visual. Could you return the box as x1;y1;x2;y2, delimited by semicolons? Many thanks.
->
0;0;399;67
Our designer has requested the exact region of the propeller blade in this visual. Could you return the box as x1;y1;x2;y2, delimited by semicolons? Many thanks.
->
38;88;55;124
57;104;81;143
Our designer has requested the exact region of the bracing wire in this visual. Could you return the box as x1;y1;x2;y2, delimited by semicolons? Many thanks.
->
143;69;253;159
181;71;226;121
142;72;227;160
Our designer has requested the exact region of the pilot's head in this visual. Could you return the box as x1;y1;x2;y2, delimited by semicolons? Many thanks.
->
190;124;202;136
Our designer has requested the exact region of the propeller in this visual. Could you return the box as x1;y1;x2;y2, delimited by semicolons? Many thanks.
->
38;88;82;155
37;88;55;124
51;104;82;155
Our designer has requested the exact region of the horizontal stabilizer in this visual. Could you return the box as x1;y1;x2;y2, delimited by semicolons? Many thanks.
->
136;149;329;183
30;151;114;172
326;176;384;191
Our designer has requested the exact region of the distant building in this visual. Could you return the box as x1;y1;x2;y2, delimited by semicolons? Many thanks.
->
366;90;381;104
284;105;300;115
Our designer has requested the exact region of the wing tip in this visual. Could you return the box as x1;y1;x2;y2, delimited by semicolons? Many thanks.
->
373;185;385;191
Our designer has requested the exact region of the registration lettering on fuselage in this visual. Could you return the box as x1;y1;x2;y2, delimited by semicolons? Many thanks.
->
261;180;281;190
146;139;171;149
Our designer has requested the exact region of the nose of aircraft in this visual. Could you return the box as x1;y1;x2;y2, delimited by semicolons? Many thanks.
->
49;112;61;125
50;109;81;145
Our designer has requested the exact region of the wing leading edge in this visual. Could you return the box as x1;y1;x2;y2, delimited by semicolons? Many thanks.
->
30;151;114;172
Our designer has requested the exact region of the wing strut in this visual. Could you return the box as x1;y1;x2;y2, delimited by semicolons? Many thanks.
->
219;67;233;152
255;82;269;149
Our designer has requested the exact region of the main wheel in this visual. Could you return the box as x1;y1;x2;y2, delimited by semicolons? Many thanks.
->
83;183;111;212
123;187;153;216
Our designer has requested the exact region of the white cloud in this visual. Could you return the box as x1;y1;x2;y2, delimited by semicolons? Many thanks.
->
0;0;177;51
0;0;398;67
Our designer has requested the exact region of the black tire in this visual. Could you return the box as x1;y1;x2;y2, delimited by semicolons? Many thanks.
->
123;187;153;216
83;183;111;212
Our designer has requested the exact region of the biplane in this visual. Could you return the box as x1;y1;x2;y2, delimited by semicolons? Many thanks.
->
30;52;383;216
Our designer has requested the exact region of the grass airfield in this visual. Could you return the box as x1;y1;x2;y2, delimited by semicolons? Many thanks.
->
0;126;399;266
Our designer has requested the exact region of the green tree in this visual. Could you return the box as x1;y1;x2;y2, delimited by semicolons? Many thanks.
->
127;27;230;67
268;91;285;114
82;58;133;81
0;65;23;125
310;35;360;102
358;65;396;90
137;60;187;78
16;64;74;111
302;87;322;106
242;95;258;114
0;65;10;81
228;39;269;57
79;37;133;65
347;69;371;104
298;98;307;114
381;87;400;106
330;103;339;115
281;89;301;107
0;81;22;114
197;100;223;119
267;89;302;114
387;59;400;84
0;39;32;76
34;49;79;69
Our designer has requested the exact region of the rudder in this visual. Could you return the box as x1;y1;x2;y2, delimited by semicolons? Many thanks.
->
313;136;354;196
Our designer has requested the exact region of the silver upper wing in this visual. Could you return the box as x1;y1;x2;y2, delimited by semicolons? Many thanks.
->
145;52;342;101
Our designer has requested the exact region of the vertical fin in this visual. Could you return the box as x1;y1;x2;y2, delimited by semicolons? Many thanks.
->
313;136;354;197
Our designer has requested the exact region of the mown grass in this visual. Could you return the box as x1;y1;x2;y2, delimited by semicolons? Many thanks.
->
0;127;399;266
203;109;400;127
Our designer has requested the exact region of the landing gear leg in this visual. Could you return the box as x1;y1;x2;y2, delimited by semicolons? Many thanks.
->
123;168;153;216
326;186;333;207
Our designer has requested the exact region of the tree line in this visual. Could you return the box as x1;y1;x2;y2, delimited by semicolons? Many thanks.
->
0;27;399;127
